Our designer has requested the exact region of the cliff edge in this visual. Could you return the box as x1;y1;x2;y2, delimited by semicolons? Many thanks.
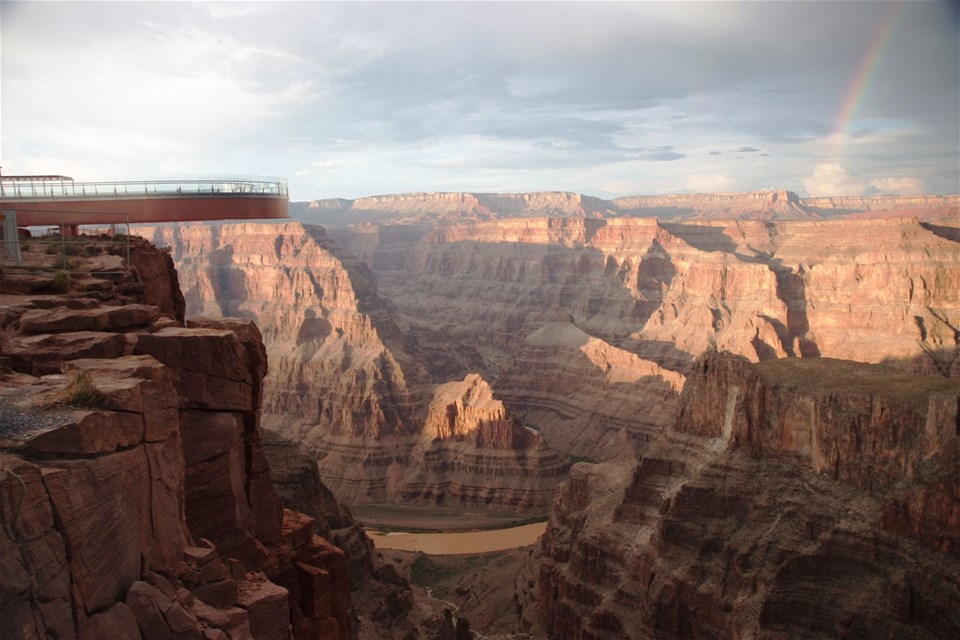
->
0;239;418;640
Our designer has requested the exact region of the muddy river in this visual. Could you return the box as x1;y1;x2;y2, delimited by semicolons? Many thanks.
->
366;521;548;554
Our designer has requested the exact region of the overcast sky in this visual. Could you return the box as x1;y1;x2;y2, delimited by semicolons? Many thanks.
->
2;1;958;201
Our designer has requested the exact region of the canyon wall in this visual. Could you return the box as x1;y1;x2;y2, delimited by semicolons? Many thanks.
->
138;222;567;512
295;189;958;226
538;352;960;638
0;251;369;640
143;208;959;473
802;193;960;213
359;215;958;462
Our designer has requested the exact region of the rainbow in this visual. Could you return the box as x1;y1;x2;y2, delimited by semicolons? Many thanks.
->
828;0;904;160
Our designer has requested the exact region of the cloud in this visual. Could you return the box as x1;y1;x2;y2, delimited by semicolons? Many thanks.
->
802;164;867;197
0;1;956;199
868;176;929;195
685;173;736;192
803;164;933;197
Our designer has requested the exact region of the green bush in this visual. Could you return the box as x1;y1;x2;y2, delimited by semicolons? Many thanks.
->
63;371;105;409
51;256;79;272
51;271;72;293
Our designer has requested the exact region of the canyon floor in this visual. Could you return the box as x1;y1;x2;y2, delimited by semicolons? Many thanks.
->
379;547;544;639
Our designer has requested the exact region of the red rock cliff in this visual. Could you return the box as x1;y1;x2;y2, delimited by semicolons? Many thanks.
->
0;243;408;640
539;352;960;638
137;222;567;514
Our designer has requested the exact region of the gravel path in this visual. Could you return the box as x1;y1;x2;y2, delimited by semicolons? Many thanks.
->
0;390;73;440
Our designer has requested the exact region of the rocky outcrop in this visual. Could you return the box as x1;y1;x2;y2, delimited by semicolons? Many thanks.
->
0;246;411;640
295;189;858;225
538;352;960;638
396;374;569;511
260;430;430;639
294;192;616;226
612;189;816;220
802;193;960;213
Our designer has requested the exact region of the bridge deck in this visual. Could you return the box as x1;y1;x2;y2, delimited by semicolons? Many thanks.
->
0;178;289;225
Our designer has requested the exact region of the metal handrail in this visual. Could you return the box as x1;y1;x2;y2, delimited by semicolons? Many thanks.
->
0;177;288;200
1;210;132;274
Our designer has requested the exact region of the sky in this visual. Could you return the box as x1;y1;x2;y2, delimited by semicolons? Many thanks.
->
2;1;958;202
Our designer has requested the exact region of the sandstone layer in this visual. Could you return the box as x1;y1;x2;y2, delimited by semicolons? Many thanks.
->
538;352;960;638
137;222;567;512
354;214;958;462
142;206;960;474
296;190;959;227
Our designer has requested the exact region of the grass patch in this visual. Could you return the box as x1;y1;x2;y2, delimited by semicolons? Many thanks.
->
51;256;82;272
409;553;501;586
51;271;72;293
63;242;83;256
410;555;454;586
63;371;105;409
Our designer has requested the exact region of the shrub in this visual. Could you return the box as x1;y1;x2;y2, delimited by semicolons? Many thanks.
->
51;256;79;271
51;271;72;293
63;371;105;409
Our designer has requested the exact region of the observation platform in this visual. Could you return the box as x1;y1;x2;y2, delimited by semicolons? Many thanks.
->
0;175;289;227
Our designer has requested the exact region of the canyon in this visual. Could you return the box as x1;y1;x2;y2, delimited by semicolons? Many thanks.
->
2;188;956;639
539;352;960;638
142;192;958;478
0;240;485;640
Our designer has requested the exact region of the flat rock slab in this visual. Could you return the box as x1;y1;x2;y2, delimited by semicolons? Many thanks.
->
4;331;126;375
0;274;57;295
74;278;114;292
135;327;254;410
19;304;160;333
236;579;290;640
23;410;145;456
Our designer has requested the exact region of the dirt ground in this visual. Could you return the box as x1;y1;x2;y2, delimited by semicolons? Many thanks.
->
374;546;547;639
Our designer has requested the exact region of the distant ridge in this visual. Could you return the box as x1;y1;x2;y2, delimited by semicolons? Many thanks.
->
292;190;959;226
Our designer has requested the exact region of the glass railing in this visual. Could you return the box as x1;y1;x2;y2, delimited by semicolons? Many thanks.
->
0;177;288;199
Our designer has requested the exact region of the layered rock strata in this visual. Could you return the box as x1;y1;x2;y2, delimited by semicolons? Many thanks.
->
802;193;960;213
538;352;960;638
366;215;957;461
396;374;568;511
0;249;410;639
142;211;959;473
138;222;567;512
297;190;960;225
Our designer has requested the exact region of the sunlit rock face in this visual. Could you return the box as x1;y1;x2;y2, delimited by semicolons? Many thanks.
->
140;222;567;512
801;193;960;213
297;189;832;225
144;196;958;474
354;213;958;462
